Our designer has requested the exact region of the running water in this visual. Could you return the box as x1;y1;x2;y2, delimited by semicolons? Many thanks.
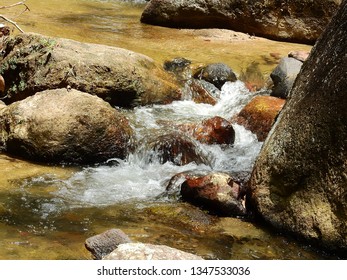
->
1;0;322;260
21;81;262;215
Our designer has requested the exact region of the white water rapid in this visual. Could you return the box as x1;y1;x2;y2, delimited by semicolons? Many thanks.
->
20;81;263;215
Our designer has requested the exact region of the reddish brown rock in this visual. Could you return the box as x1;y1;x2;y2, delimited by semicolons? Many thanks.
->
0;25;10;38
288;50;310;62
146;132;209;166
179;116;235;145
179;172;246;216
189;79;219;105
0;75;4;93
235;96;285;141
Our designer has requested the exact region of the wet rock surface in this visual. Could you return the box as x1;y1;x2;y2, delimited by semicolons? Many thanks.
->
178;116;235;145
167;171;246;216
145;132;210;166
249;1;347;251
194;63;237;90
189;79;220;105
235;96;286;141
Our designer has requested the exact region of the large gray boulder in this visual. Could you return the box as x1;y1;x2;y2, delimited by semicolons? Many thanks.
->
270;57;303;99
141;0;341;44
0;33;181;107
0;88;133;164
249;0;347;251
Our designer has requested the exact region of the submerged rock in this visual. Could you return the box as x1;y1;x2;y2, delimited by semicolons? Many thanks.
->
163;57;192;82
0;33;181;107
85;228;132;260
141;0;341;44
270;57;303;99
0;88;133;164
103;243;204;260
249;1;347;251
235;96;286;141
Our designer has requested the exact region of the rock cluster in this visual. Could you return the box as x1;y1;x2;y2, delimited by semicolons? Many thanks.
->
85;228;203;260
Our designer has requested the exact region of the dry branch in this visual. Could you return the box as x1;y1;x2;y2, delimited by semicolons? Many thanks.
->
0;1;29;10
0;1;30;33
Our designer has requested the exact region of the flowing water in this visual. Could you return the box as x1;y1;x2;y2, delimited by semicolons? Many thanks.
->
0;0;331;260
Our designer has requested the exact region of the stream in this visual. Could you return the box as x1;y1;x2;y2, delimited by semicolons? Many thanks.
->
0;0;332;260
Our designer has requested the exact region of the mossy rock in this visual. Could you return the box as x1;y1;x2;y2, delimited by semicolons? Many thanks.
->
0;33;182;107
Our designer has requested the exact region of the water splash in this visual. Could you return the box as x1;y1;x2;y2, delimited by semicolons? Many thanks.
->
18;81;262;213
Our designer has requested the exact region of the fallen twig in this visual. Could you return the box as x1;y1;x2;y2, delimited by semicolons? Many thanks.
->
0;14;25;33
0;1;29;10
0;1;30;33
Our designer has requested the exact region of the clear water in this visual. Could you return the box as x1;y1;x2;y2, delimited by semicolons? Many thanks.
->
0;0;328;260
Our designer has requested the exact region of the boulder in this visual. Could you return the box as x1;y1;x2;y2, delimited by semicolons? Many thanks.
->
103;243;204;260
0;33;181;107
270;57;303;99
85;229;132;260
235;96;286;141
189;79;220;105
194;63;237;90
0;88;133;164
141;0;341;44
145;132;210;166
163;57;192;82
249;0;347;251
239;61;266;92
178;116;235;145
169;171;246;216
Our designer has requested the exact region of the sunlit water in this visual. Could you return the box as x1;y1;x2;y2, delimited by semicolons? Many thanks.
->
37;81;261;210
0;0;330;260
